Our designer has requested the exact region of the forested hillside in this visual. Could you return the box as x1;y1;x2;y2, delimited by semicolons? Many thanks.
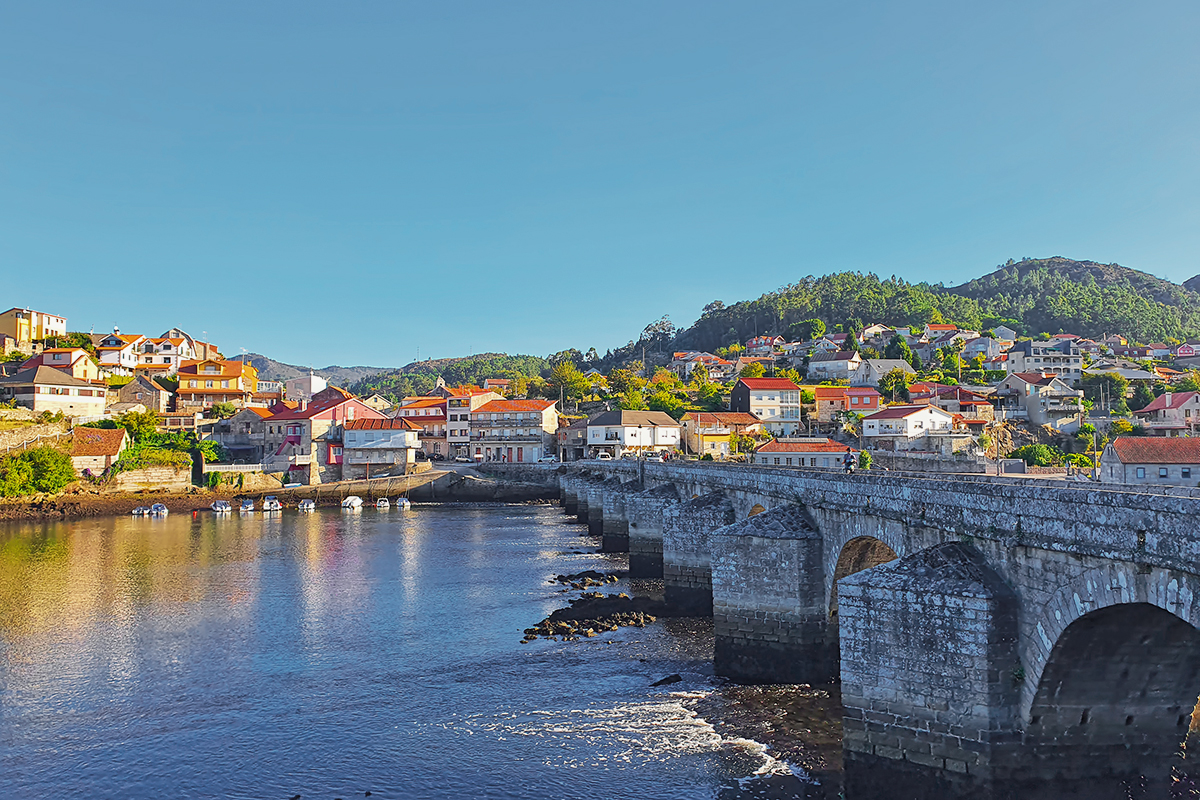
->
655;257;1200;359
349;353;549;400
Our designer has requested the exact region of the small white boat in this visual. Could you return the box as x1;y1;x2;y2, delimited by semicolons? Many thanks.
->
376;498;390;510
239;499;255;513
132;506;151;517
262;496;283;512
211;500;232;513
298;499;316;512
149;503;169;517
341;495;363;510
396;497;412;511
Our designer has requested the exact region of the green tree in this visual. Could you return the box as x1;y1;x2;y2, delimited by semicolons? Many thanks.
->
858;450;872;470
608;368;646;395
740;362;766;379
1081;372;1130;411
549;361;590;399
1007;444;1064;467
1130;383;1156;411
1110;418;1134;435
210;401;237;419
883;334;912;362
646;389;685;419
845;333;861;353
785;318;825;341
877;368;912;402
0;446;76;497
116;410;160;440
617;390;648;411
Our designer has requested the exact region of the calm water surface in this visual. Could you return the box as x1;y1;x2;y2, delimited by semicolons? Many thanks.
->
0;505;826;800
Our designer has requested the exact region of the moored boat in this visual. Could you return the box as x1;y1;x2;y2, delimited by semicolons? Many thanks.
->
211;500;232;513
132;506;151;517
239;499;255;513
396;497;412;511
149;503;169;517
376;498;390;509
262;496;283;512
341;495;363;510
298;499;316;511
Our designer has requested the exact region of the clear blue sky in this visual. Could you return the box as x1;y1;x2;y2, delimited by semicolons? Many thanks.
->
2;2;1198;367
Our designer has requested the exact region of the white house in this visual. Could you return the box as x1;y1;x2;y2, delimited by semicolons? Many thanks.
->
586;410;680;457
729;377;803;437
1132;391;1200;437
470;398;558;463
754;437;856;468
0;366;108;416
96;328;147;376
1100;437;1200;487
995;372;1084;432
341;418;422;479
807;350;862;382
862;404;963;452
851;358;915;387
1005;339;1084;381
285;372;328;402
992;325;1018;342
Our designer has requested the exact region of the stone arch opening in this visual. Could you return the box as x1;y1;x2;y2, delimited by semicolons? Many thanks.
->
829;536;897;622
747;503;766;517
1026;603;1200;784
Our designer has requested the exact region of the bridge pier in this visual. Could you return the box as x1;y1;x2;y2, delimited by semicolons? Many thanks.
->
601;480;641;553
585;478;621;538
625;484;680;578
574;475;599;525
839;542;1019;799
560;474;579;516
662;492;735;615
711;505;836;684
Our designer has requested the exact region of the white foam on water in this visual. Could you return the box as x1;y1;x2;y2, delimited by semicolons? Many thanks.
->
440;687;817;786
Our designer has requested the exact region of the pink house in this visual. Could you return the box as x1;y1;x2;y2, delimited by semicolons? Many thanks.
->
263;386;386;483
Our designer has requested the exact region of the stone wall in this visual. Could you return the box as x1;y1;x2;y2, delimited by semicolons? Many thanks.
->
625;484;680;578
868;452;991;474
110;467;193;492
0;421;69;452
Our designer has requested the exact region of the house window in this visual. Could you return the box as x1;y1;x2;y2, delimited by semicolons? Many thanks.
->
1137;467;1146;479
774;457;781;465
1160;467;1169;478
189;380;197;388
1184;468;1192;479
810;458;816;466
206;381;214;388
786;458;793;465
222;381;229;388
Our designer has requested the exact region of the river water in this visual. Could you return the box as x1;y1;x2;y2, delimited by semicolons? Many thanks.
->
0;504;838;800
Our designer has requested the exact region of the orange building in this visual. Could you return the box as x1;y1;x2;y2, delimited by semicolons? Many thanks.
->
176;359;258;409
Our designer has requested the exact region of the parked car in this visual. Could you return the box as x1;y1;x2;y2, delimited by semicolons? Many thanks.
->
537;455;559;463
428;453;445;461
644;453;664;463
595;452;613;461
454;455;472;463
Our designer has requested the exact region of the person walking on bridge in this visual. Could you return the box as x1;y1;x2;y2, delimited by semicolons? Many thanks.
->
842;447;855;474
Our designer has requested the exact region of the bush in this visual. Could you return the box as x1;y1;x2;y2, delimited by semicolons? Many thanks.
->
1110;419;1134;435
0;446;76;497
112;446;192;474
858;450;872;470
1007;444;1064;467
1064;453;1094;469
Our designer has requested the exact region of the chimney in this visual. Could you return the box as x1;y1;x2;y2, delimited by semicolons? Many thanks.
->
1166;392;1172;408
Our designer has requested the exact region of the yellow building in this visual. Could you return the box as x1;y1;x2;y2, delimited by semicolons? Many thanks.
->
176;359;259;409
0;307;67;348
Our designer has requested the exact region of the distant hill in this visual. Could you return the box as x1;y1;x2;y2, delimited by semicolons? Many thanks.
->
1185;274;1200;294
645;257;1200;360
348;353;549;400
231;353;391;387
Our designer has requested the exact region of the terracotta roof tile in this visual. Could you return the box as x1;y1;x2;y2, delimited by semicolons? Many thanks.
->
71;427;128;457
738;378;800;390
1111;437;1200;464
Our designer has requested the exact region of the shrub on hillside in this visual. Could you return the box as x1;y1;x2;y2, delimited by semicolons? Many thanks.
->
0;446;75;497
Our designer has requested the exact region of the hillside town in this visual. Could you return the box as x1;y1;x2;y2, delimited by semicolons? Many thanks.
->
2;305;1200;495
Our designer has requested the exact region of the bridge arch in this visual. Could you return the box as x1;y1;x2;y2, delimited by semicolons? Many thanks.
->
747;503;766;517
1024;602;1200;784
821;517;910;617
829;536;898;621
1020;565;1200;724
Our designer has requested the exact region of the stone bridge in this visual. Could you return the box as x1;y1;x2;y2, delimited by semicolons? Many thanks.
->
484;461;1200;797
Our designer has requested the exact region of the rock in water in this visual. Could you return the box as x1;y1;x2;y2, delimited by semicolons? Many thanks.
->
651;673;683;687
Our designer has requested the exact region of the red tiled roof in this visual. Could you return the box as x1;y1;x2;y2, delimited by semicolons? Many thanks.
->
1010;372;1058;386
864;404;949;420
845;387;882;396
246;407;274;419
1110;437;1200;464
814;387;845;400
475;399;555;414
71;427;128;457
683;412;762;426
344;418;421;430
756;439;855;453
1133;391;1200;415
926;324;958;331
738;378;801;390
